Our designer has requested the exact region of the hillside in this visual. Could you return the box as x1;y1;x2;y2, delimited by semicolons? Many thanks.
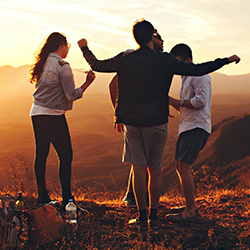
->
0;66;250;193
1;65;250;97
0;66;250;249
192;112;250;189
153;112;250;194
197;112;250;166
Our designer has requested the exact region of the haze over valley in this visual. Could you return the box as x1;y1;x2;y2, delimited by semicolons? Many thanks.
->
0;65;249;193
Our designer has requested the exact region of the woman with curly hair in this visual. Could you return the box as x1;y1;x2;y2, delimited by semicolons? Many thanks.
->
30;32;95;210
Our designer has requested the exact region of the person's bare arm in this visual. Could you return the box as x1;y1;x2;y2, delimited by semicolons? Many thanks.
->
80;70;95;92
109;74;118;110
169;96;195;111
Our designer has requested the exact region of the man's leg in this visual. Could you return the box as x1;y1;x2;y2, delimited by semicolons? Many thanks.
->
132;164;147;220
127;167;134;194
124;167;134;196
127;164;148;230
176;160;197;218
122;167;137;207
148;168;161;220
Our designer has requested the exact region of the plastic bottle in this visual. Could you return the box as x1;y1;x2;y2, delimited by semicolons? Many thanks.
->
65;199;77;229
15;191;24;211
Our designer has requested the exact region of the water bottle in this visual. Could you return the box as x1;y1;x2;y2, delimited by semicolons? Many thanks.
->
15;191;24;211
65;199;77;229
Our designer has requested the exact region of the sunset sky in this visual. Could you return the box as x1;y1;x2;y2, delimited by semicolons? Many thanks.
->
0;0;249;75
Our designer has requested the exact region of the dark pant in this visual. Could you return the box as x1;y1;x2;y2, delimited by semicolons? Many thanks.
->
32;115;73;203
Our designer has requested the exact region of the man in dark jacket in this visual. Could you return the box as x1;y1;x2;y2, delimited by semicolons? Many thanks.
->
77;19;240;230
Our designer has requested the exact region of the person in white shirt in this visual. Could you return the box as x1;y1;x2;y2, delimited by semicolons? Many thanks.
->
168;43;212;222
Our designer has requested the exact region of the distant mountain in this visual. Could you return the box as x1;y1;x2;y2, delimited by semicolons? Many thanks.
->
160;112;250;192
195;112;250;167
1;65;250;97
169;72;250;97
0;65;249;192
190;112;250;188
210;73;250;95
0;65;115;97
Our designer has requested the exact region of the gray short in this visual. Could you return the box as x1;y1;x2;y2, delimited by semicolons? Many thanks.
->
175;128;210;164
122;123;168;169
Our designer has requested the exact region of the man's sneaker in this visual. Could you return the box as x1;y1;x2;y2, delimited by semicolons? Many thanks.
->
170;206;199;216
46;200;60;208
128;217;148;231
122;193;137;207
149;219;161;230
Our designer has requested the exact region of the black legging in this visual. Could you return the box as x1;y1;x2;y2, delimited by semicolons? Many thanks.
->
32;114;73;203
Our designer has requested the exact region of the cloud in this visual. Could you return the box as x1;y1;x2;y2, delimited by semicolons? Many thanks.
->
0;8;40;21
0;0;249;74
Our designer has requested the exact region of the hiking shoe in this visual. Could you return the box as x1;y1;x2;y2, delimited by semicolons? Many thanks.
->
170;206;199;216
128;217;148;231
37;196;51;205
37;193;51;205
166;213;196;223
122;193;137;207
149;219;161;230
37;188;51;205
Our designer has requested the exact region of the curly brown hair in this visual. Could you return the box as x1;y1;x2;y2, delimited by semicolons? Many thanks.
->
29;32;67;84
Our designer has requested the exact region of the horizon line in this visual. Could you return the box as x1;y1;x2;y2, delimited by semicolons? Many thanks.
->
0;64;249;77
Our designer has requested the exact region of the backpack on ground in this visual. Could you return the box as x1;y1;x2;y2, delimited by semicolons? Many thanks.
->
28;204;64;246
0;194;16;248
0;194;16;225
6;211;32;248
0;194;32;249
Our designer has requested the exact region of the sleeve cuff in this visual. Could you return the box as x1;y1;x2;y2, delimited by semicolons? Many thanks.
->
190;98;198;109
81;46;88;52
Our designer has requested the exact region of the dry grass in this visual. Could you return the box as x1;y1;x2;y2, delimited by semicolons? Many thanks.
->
1;187;249;249
0;155;249;249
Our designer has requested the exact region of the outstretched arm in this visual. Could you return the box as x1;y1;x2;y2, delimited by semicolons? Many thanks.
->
167;53;241;76
77;38;122;72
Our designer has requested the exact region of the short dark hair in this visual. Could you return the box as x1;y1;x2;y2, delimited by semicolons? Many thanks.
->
133;19;154;46
170;43;193;61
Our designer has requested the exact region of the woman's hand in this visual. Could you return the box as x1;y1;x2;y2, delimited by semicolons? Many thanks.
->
86;70;96;85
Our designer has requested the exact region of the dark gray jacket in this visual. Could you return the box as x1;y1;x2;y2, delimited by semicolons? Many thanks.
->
81;45;229;126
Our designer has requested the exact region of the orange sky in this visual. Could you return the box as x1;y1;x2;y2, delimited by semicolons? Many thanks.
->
0;0;249;75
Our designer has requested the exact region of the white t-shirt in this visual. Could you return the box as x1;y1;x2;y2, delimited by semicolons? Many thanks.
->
178;74;211;135
30;103;66;116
